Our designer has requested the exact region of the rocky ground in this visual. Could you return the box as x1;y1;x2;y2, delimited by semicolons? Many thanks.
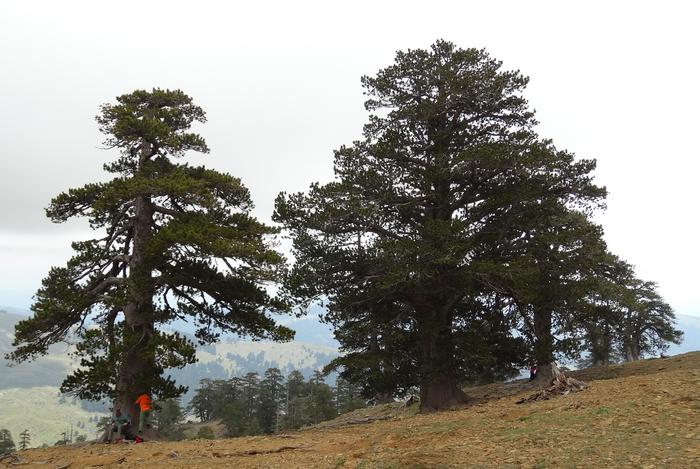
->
2;352;699;468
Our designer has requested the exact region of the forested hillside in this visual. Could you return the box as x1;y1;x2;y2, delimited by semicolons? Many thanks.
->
0;310;338;446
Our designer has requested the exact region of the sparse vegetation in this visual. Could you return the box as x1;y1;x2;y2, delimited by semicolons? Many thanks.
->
0;429;15;454
10;352;700;467
196;426;215;440
18;430;29;450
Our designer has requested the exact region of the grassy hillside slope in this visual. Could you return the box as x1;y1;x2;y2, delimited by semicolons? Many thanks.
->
7;351;700;468
0;387;104;448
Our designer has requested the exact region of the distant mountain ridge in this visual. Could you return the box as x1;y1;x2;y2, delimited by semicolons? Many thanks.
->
0;310;338;392
668;313;700;355
2;307;699;391
0;309;339;447
1;306;698;447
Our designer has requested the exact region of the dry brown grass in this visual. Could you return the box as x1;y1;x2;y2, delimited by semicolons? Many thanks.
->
5;352;700;468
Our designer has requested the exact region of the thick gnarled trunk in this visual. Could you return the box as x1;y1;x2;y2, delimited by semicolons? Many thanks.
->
532;306;554;384
624;341;641;362
417;310;467;412
115;144;157;430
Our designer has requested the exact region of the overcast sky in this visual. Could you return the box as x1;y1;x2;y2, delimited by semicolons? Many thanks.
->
1;1;698;318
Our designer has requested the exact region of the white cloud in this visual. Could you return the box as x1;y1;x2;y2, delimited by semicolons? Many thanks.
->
1;0;698;316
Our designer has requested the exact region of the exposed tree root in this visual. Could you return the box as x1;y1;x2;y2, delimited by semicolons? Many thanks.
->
517;364;588;404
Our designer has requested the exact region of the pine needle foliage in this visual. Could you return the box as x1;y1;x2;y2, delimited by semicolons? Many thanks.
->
8;89;293;420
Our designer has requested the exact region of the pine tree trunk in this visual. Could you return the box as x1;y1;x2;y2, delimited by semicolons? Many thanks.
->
114;143;157;433
625;343;640;361
532;307;554;384
590;326;612;366
417;312;467;412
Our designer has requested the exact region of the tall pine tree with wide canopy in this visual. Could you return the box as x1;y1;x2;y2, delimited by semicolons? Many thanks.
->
500;203;610;380
275;41;606;411
8;89;293;427
571;255;682;364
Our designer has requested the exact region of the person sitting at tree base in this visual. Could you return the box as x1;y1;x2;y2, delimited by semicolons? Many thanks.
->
107;408;133;442
134;392;152;434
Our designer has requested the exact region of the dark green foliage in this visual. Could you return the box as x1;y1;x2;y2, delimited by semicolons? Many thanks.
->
95;89;209;159
572;257;682;365
220;400;248;437
153;399;186;440
18;430;29;450
0;429;15;454
618;278;681;360
500;204;611;371
334;377;366;414
281;370;337;429
196;426;215;440
274;40;605;410
453;294;529;385
187;379;217;422
258;368;285;433
307;371;338;424
275;40;681;408
282;370;306;429
8;89;293;422
186;367;357;436
323;301;419;402
241;372;260;420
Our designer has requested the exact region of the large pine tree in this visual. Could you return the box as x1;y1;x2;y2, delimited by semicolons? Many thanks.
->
275;41;606;411
501;204;610;380
8;89;293;427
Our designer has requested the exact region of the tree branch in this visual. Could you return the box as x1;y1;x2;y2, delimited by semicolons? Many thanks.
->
153;204;182;217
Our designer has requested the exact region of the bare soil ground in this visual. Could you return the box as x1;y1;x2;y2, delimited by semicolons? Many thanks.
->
4;352;700;468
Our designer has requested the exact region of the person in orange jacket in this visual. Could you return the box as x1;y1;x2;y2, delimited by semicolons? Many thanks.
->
134;392;152;434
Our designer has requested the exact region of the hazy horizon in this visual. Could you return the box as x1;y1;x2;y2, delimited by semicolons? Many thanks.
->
1;1;698;318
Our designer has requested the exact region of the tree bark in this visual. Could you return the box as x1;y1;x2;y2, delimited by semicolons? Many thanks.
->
417;310;467;412
532;306;554;384
589;325;612;366
624;341;640;361
114;143;157;430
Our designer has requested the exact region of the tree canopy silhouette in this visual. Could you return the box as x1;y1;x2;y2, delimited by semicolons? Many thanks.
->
8;89;293;425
